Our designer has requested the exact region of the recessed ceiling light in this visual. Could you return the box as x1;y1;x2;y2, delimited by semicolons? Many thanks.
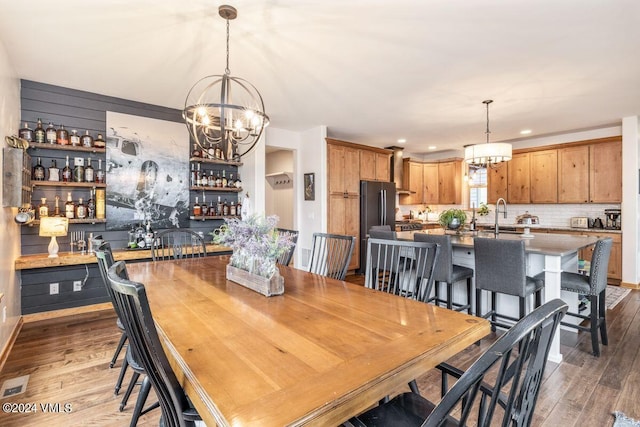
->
428;146;437;150
397;138;406;144
520;129;532;135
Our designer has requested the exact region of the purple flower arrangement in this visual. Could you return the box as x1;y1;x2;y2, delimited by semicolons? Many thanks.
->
213;214;294;278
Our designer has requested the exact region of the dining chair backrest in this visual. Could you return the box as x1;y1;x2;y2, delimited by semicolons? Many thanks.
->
369;225;392;232
152;229;207;261
308;232;356;281
107;261;199;427
365;238;439;302
423;299;567;427
368;229;397;240
275;228;299;266
586;237;613;295
474;238;529;298
95;242;128;318
413;233;453;284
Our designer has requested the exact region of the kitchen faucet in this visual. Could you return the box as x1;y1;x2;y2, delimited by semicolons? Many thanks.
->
495;197;507;236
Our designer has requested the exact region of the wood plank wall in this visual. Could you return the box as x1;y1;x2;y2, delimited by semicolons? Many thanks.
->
18;80;237;313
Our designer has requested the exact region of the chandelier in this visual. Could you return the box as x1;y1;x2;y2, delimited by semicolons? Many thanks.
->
464;100;511;167
183;5;269;161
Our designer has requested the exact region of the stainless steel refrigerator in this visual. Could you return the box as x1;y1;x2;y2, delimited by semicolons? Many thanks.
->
358;180;396;274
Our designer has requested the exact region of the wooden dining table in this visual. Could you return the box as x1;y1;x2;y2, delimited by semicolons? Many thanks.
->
126;255;490;427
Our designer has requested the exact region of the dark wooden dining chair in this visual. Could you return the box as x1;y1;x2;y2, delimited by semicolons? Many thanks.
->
308;232;355;280
95;244;158;426
537;237;612;356
151;229;207;261
275;228;299;266
349;299;567;427
107;260;202;427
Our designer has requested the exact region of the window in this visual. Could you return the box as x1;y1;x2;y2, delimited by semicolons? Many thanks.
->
468;166;487;207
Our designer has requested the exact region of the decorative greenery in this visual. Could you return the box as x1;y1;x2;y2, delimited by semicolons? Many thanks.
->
438;208;467;229
477;203;490;216
212;214;294;279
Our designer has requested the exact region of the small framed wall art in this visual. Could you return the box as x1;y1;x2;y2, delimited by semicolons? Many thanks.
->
304;173;315;201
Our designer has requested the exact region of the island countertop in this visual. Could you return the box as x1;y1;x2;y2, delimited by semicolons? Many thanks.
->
396;229;599;257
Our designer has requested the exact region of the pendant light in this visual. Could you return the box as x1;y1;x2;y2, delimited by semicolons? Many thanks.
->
464;100;512;167
183;5;269;161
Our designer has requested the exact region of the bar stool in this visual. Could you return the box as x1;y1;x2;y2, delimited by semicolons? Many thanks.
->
538;237;612;356
474;238;543;331
414;233;473;313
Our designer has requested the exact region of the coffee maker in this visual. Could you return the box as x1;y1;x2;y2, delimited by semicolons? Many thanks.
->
604;208;621;230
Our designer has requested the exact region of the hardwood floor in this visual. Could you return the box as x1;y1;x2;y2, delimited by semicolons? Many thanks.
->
0;282;638;426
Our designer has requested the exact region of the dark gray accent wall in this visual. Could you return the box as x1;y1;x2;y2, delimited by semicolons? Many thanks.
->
19;80;235;313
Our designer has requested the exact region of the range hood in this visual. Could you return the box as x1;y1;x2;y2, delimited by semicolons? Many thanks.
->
386;146;414;195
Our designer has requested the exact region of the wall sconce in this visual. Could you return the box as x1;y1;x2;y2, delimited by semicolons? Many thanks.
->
39;217;69;258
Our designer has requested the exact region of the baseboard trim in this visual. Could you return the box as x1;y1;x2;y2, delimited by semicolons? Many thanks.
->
0;317;24;373
23;303;114;323
620;281;640;290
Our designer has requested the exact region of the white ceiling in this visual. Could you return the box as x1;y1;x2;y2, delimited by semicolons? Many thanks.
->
1;0;639;155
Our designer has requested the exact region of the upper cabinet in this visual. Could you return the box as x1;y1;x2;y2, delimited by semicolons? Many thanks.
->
359;148;391;182
402;159;423;205
487;162;507;204
507;152;530;204
422;163;439;204
328;142;360;195
400;158;462;205
590;140;622;203
529;149;557;203
437;160;462;204
558;145;589;203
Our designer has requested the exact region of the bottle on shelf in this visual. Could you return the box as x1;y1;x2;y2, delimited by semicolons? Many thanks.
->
222;198;230;216
93;133;106;149
33;157;45;181
19;122;33;142
34;118;46;144
215;142;223;160
56;124;69;145
73;158;84;183
84;157;94;182
217;196;223;216
208;170;215;187
37;197;49;219
191;143;202;158
95;159;105;184
87;189;96;220
62;155;72;182
95;189;106;219
190;164;196;187
53;195;61;217
228;173;235;188
209;199;216;216
201;193;209;216
236;198;242;215
65;192;75;219
81;130;93;148
216;171;222;187
235;173;242;189
207;142;215;159
221;170;228;187
45;122;57;144
76;197;87;219
69;129;81;146
193;196;202;217
229;201;236;216
47;159;60;182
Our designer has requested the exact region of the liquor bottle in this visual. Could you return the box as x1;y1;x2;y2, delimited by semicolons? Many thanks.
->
47;159;60;182
53;195;61;217
235;173;242;189
191;144;201;158
190;164;196;187
217;196;223;216
37;197;49;219
229;201;236;217
227;173;235;188
34;118;46;143
215;171;222;188
208;170;215;187
93;133;106;149
222;198;230;216
45;122;57;144
95;189;106;219
236;198;242;216
87;189;96;219
65;192;75;219
75;197;87;219
95;159;105;184
221;170;228;187
56;124;69;145
62;155;72;182
215;142;223;160
84;158;94;182
70;129;80;146
193;196;202;217
201;193;209;216
207;142;215;159
33;157;45;181
81;130;93;148
19;122;33;142
195;163;202;187
73;158;84;183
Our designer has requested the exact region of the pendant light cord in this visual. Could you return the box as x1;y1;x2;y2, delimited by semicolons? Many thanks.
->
225;18;230;75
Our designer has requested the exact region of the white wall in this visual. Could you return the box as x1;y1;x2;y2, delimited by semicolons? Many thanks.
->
622;116;640;286
0;39;22;354
265;150;294;229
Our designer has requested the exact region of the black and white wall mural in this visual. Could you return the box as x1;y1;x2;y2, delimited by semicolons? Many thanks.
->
105;111;189;230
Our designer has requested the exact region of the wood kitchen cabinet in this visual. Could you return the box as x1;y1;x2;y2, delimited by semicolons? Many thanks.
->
558;145;589;203
530;149;557;203
422;163;439;204
580;232;622;283
438;160;462;204
402;159;423;205
359;148;391;182
507;152;530;204
487;161;508;204
590;140;622;203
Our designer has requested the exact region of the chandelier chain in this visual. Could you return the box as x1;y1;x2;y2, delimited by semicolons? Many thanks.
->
225;18;230;75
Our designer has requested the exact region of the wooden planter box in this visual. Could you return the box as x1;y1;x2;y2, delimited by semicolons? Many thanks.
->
226;264;284;297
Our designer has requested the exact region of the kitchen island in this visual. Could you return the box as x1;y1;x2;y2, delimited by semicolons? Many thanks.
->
397;229;599;362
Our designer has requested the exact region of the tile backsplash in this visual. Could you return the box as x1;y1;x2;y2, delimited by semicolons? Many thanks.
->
399;203;621;228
